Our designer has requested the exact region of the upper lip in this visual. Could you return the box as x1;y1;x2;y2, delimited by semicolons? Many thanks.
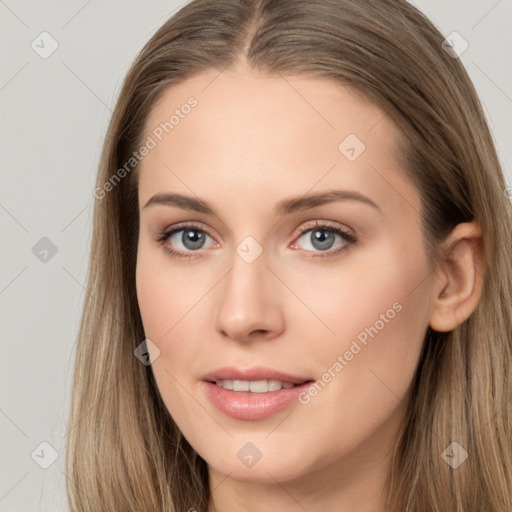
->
202;366;312;384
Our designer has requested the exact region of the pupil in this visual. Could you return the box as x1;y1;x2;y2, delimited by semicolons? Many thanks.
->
312;230;334;250
183;230;204;250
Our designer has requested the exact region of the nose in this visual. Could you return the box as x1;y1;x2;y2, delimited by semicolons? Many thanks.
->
214;248;285;344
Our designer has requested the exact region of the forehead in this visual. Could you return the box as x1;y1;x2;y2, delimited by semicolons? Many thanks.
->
143;64;396;150
137;65;419;219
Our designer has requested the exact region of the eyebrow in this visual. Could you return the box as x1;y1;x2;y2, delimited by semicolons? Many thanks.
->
143;189;381;216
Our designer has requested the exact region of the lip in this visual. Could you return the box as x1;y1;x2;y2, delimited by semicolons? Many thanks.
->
201;366;314;421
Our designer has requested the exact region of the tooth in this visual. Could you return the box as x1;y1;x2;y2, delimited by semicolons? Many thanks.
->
215;379;298;392
249;380;269;393
232;380;250;391
268;380;283;391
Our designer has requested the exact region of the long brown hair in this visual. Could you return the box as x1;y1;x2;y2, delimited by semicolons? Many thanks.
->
65;1;512;510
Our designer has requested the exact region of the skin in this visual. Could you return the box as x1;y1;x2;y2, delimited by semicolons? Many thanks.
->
135;60;484;512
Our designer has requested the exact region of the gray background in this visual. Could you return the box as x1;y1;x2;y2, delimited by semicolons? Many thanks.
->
1;1;511;510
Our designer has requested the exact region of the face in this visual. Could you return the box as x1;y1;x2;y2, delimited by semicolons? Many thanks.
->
135;62;434;485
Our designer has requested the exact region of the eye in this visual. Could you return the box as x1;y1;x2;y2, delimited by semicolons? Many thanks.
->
291;221;356;258
156;220;357;260
156;222;217;259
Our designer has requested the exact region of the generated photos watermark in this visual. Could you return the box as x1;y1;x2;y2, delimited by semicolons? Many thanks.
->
298;301;403;404
94;96;198;200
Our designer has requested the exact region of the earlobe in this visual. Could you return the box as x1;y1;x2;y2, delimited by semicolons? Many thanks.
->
429;221;485;332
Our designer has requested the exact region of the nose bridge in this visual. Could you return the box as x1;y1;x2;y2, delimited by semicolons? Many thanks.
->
215;240;283;340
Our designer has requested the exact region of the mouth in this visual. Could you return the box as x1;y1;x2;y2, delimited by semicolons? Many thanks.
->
201;366;314;420
201;366;313;390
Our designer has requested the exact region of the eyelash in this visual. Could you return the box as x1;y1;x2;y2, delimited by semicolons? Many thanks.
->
155;221;357;260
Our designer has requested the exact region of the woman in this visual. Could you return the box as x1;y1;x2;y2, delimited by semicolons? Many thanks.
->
66;0;512;510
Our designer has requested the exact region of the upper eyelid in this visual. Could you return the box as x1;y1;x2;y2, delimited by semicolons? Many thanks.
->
162;219;351;235
165;221;215;239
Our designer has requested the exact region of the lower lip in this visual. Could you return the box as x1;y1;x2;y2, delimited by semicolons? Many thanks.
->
203;381;312;421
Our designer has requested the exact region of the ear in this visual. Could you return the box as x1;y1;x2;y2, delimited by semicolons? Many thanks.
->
429;221;485;332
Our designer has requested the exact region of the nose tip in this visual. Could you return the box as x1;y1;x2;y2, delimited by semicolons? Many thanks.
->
214;257;285;344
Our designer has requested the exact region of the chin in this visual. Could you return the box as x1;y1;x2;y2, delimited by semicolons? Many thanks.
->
204;445;317;484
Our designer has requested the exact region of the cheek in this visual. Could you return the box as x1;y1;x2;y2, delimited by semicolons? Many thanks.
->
135;242;212;392
298;232;432;418
136;258;169;342
135;240;204;342
281;229;431;360
136;252;202;430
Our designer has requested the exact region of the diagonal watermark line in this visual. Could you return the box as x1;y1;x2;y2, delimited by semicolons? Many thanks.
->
471;0;503;29
60;469;74;488
163;267;233;337
61;0;93;29
0;202;29;232
370;325;485;469
0;408;29;438
200;63;232;93
472;61;512;105
265;266;336;335
61;61;113;112
264;409;295;438
369;111;389;132
367;367;408;408
163;162;231;234
209;470;233;494
277;72;336;131
265;470;311;512
0;0;29;28
0;472;30;502
60;205;89;233
61;371;128;439
0;62;29;92
60;265;123;328
60;265;92;295
369;370;440;458
368;163;420;216
472;392;509;441
263;163;337;238
0;265;28;295
406;266;437;298
163;367;234;438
